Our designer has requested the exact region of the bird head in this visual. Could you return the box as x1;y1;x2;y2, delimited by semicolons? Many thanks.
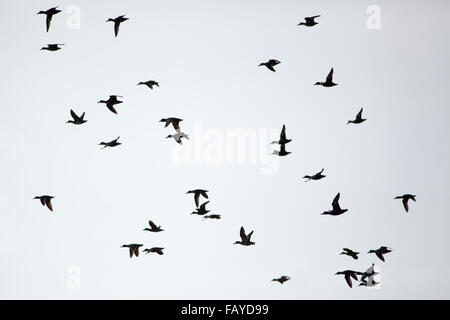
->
166;135;172;139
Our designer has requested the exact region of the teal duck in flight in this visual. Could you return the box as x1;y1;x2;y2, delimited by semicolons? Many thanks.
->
258;59;281;72
138;80;159;90
41;44;64;51
234;226;255;246
394;194;416;212
315;68;337;87
98;95;123;114
121;244;143;258
321;193;348;216
33;195;54;212
66;109;87;125
368;246;392;262
340;248;359;260
106;15;129;37
37;7;61;32
143;220;164;232
347;108;367;125
143;247;164;255
99;136;121;149
271;124;292;145
335;270;363;288
272;276;291;284
297;15;320;27
191;201;210;216
303;168;326;182
186;189;209;208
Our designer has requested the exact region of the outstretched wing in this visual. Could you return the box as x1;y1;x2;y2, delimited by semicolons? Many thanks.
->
148;220;157;229
332;193;341;211
266;64;276;72
280;125;287;141
247;230;254;241
356;108;363;120
106;103;117;114
200;190;209;199
326;68;334;83
70;109;80;121
114;21;120;37
376;251;385;262
402;198;409;212
344;274;353;288
240;226;247;242
46;199;53;212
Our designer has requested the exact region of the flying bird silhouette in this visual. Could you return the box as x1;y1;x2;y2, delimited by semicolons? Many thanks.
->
98;95;123;114
166;132;189;145
272;144;291;157
143;247;165;255
394;194;416;212
203;214;221;220
234;226;255;246
347;108;367;125
368;246;392;262
303;168;326;182
121;244;143;258
99;136;121;149
138;80;159;90
106;15;129;37
258;59;281;72
335;270;363;288
66;109;87;125
40;44;64;51
33;195;54;212
340;248;359;260
143;220;164;232
315;68;337;87
321;193;348;216
160;117;183;132
191;201;210;216
186;189;209;208
297;15;320;27
272;276;291;284
271;124;292;145
37;7;61;32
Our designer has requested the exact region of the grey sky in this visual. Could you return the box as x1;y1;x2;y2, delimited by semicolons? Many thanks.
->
1;0;450;299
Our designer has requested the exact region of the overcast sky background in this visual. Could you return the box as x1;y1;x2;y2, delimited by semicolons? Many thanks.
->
1;0;450;299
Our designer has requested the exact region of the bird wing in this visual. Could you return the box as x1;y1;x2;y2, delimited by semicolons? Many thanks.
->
240;226;247;242
200;190;209;199
200;201;210;210
402;198;409;212
114;21;120;37
332;193;341;211
46;14;52;32
172;119;181;132
46;199;53;212
310;15;321;19
280;125;287;141
129;247;134;258
70;109;80;121
318;168;324;175
106;103;117;114
247;231;254;241
375;251;385;262
350;272;358;281
80;112;85;120
134;247;139;257
266;64;276;72
194;193;200;208
344;274;353;288
356;108;363;120
148;220;157;229
280;144;287;153
326;68;334;83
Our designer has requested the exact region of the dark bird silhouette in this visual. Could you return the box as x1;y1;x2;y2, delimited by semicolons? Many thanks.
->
315;68;337;87
340;248;359;260
121;244;143;258
40;44;64;51
321;193;348;216
203;214;221;220
347;108;367;125
335;270;363;288
160;117;183;132
368;246;392;262
143;220;164;232
33;195;54;212
272;276;291;284
271;124;292;145
394;194;416;212
234;226;255;246
37;7;61;32
297;15;320;27
99;136;121;149
272;144;291;156
166;132;189;145
66;109;87;125
98;95;123;114
186;189;209;208
106;15;129;37
303;168;326;182
138;80;159;90
144;247;164;255
191;201;210;216
258;59;281;72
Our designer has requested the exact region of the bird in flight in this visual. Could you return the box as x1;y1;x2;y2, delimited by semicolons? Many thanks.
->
203;214;221;220
143;220;164;232
271;124;292;145
272;144;291;157
335;270;363;288
234;226;255;246
160;118;183;132
166;132;189;145
191;201;210;216
368;246;392;262
347;108;367;125
98;95;123;114
258;59;281;72
303;168;326;182
272;276;291;284
106;15;129;37
37;7;61;32
138;80;159;90
144;247;165;255
321;193;348;216
121;244;143;258
40;44;64;51
186;189;209;208
360;263;379;282
297;15;320;27
66;109;87;125
314;68;337;87
33;195;54;212
340;248;359;260
99;136;121;149
394;194;416;212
